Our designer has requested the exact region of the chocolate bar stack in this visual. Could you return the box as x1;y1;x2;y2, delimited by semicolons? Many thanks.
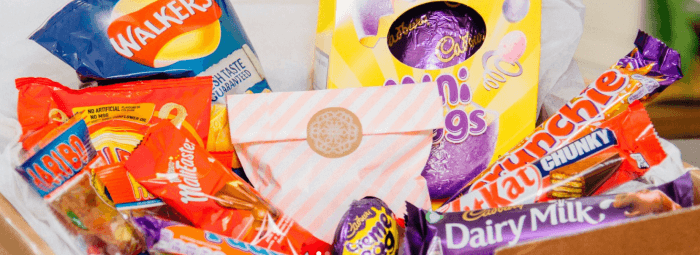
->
549;153;623;198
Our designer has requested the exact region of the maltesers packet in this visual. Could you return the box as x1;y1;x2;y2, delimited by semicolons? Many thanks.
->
404;171;695;255
314;0;542;202
30;0;270;102
454;31;683;200
124;120;332;255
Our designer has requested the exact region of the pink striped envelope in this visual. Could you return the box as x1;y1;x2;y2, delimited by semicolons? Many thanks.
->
227;83;443;242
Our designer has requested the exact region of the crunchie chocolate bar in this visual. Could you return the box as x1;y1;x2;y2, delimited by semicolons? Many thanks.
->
452;31;683;202
441;102;667;212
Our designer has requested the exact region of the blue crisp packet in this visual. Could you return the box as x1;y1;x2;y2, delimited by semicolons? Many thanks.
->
30;0;271;103
17;118;97;198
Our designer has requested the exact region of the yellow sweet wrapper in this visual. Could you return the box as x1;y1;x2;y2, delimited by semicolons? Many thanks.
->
207;104;234;152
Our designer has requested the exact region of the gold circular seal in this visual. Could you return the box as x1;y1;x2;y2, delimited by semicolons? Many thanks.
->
306;107;363;158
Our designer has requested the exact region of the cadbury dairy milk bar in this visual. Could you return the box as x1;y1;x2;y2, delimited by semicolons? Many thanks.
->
404;171;695;255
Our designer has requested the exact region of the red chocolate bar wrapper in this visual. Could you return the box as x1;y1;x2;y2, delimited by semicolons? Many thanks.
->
453;31;682;200
124;120;332;255
441;101;666;212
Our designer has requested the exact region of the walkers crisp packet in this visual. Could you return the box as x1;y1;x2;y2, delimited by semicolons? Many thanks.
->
30;0;270;103
314;0;542;202
227;82;443;242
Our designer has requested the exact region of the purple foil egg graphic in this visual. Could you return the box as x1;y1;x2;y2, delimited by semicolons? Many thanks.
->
351;0;394;40
387;1;487;69
503;0;530;23
422;104;499;200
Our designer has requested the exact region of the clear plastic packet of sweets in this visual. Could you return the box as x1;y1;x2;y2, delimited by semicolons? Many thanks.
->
124;120;333;254
15;114;146;255
441;102;667;212
16;76;212;161
30;0;271;102
132;215;287;255
451;31;683;201
405;171;696;255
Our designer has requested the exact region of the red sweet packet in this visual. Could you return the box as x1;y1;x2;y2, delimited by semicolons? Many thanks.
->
124;120;332;254
441;101;667;212
15;76;212;150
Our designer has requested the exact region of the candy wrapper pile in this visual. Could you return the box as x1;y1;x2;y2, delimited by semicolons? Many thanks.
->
8;0;696;254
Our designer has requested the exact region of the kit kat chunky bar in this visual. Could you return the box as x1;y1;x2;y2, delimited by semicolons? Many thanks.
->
450;31;682;203
404;172;696;255
441;102;666;212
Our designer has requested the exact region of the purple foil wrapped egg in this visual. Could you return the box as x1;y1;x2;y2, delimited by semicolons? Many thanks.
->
422;105;499;200
332;197;400;255
131;216;179;249
387;1;486;69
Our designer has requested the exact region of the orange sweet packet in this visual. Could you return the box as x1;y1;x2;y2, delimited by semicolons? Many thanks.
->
16;76;212;152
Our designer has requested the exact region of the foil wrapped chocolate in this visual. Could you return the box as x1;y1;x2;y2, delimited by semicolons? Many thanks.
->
332;197;400;255
404;172;695;255
387;1;487;69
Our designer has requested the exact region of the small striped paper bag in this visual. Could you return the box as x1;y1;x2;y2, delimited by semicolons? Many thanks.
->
227;83;443;242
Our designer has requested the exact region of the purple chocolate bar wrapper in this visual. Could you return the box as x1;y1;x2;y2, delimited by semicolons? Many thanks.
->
404;172;694;255
617;31;683;88
131;216;179;250
387;1;486;70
